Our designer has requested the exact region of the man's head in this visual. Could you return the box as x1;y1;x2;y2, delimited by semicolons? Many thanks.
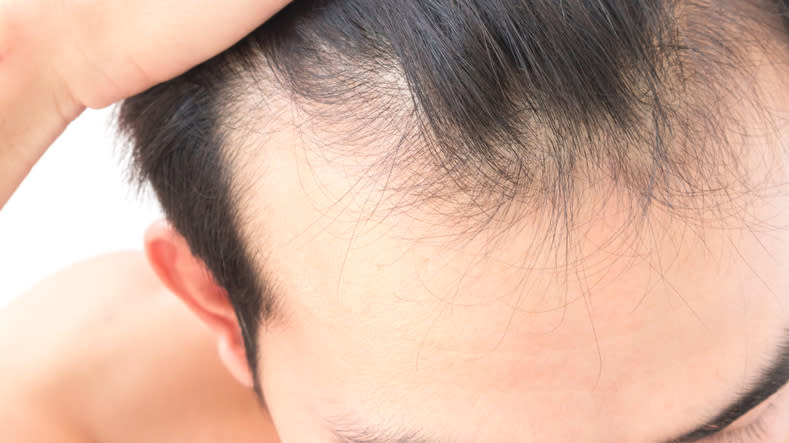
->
120;1;789;441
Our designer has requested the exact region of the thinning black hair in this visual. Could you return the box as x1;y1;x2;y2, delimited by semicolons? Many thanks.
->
117;0;789;394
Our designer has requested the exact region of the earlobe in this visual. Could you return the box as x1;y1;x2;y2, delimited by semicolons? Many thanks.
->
218;333;255;388
143;220;254;388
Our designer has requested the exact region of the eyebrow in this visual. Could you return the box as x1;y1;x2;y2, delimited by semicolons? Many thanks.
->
667;331;789;443
331;426;432;443
329;331;789;443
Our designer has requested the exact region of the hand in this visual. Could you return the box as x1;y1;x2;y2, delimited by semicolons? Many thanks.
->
0;0;291;208
6;0;291;108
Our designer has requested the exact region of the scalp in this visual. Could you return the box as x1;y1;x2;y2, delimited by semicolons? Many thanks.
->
116;0;789;381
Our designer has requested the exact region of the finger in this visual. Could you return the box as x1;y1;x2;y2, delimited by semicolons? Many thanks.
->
52;0;292;107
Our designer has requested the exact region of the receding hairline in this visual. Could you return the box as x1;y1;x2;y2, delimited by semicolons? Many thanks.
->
116;0;789;396
216;0;789;240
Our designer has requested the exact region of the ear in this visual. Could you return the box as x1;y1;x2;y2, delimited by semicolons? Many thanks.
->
144;220;254;388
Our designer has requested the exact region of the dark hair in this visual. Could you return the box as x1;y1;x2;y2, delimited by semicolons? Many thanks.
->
117;0;789;394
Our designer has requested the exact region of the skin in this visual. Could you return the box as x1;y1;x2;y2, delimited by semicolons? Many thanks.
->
200;48;789;443
0;252;281;442
0;0;289;439
0;0;291;209
203;47;789;442
251;175;789;442
124;36;789;441
2;1;789;442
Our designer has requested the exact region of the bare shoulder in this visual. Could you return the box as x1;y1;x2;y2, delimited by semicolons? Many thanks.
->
7;250;162;308
0;251;161;329
0;250;213;389
0;252;168;442
0;400;91;443
0;252;276;442
0;251;176;371
0;251;187;392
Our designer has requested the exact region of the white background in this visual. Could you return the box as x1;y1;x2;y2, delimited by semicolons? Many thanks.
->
0;107;162;306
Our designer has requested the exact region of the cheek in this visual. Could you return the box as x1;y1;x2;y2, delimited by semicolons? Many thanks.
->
257;331;342;442
773;388;789;442
258;366;335;441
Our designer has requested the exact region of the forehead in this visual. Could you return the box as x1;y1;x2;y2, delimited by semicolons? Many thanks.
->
229;106;789;441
